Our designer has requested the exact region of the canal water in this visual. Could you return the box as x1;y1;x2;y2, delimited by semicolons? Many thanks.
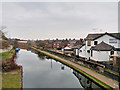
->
15;49;102;89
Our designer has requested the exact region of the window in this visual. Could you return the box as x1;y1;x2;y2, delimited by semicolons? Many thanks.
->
94;41;98;45
109;39;117;43
110;51;114;55
91;50;93;57
87;41;91;46
87;50;90;53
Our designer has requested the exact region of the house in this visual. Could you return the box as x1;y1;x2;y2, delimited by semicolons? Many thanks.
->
44;40;54;48
61;39;69;48
77;32;120;63
75;38;83;46
18;40;28;45
78;44;86;58
90;41;118;62
63;46;73;55
53;39;62;50
52;38;83;50
67;39;77;48
67;38;83;48
27;40;36;46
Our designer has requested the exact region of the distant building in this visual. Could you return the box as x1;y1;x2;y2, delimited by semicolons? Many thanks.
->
53;39;62;49
67;39;77;48
18;40;28;45
61;39;69;48
44;40;54;48
27;40;36;46
63;46;73;55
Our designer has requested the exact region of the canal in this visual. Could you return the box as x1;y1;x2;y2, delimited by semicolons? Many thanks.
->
15;49;102;89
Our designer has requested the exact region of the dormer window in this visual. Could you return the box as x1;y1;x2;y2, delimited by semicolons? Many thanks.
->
87;41;91;46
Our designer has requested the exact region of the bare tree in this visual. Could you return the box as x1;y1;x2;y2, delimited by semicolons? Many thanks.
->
0;26;9;49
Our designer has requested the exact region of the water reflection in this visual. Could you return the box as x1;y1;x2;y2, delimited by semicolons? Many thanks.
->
30;49;38;54
73;70;102;90
37;52;46;60
61;64;65;70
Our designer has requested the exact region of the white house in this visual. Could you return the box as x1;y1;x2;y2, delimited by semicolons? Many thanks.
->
90;41;119;61
77;32;120;63
63;46;73;55
77;44;86;58
72;44;86;58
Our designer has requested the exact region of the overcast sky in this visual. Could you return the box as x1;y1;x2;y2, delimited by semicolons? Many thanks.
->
2;2;118;40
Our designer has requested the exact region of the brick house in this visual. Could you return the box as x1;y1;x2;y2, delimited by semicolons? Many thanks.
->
44;40;54;48
53;39;62;50
18;40;28;45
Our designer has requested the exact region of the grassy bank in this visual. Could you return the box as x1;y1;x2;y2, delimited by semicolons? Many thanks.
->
0;49;14;60
1;49;22;89
104;68;120;76
31;47;113;89
2;68;22;88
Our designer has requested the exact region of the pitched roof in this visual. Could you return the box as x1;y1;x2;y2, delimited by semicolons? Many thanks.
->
108;33;120;40
72;45;82;49
85;34;102;40
85;32;120;40
64;46;72;50
91;41;114;51
68;40;77;44
44;40;54;43
54;40;62;44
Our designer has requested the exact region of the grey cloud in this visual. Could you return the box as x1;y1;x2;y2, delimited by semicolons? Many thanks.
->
2;2;118;40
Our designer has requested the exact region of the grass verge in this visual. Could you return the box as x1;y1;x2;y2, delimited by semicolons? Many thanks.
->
104;68;119;76
0;49;14;60
2;68;22;88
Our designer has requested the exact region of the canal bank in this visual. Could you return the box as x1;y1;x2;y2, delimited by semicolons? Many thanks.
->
16;49;104;88
31;47;119;89
1;49;22;88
